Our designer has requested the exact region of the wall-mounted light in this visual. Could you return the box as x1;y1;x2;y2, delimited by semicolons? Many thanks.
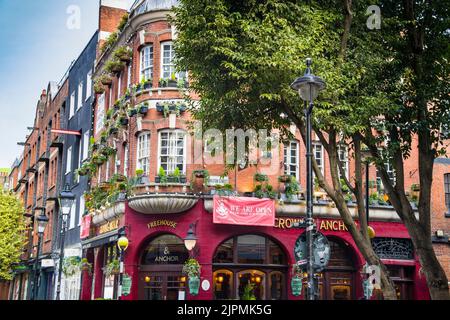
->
184;222;198;252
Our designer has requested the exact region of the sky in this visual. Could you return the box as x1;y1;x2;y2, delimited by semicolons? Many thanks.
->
0;0;135;169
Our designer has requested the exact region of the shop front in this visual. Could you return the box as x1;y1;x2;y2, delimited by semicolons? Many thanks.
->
81;198;429;300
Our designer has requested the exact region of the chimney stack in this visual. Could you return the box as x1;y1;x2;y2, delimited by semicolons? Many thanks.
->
98;0;129;57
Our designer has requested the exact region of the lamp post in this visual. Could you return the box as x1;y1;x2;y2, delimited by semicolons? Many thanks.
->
184;223;198;254
55;184;75;300
31;209;49;300
361;148;376;239
291;58;326;300
117;235;129;300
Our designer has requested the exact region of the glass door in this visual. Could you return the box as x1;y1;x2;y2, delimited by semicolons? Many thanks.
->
140;272;186;300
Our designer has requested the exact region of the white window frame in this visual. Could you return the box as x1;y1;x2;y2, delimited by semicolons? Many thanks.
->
77;82;83;110
127;64;132;88
284;141;299;179
69;92;75;118
78;195;85;227
86;70;92;100
158;129;186;175
66;146;72;174
69;201;77;230
109;86;113;108
337;144;349;180
117;73;122;98
96;94;105;133
160;41;186;80
136;132;150;175
124;144;129;176
82;131;90;161
105;158;110;181
140;45;153;81
312;142;324;177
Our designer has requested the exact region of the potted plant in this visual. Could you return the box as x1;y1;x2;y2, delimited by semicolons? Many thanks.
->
159;78;169;88
254;173;268;183
278;175;292;183
99;73;113;86
140;78;152;90
94;80;105;94
155;167;168;184
138;102;149;115
104;259;120;277
128;107;137;117
168;73;178;87
177;78;188;89
182;258;201;296
369;192;379;206
109;126;118;136
105;58;125;74
241;283;256;300
291;264;303;297
113;46;133;63
284;176;300;201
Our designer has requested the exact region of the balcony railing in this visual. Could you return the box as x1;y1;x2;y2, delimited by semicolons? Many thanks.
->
130;0;179;18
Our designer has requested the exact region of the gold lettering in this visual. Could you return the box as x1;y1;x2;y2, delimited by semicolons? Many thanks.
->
147;220;178;229
320;220;327;230
339;221;346;231
285;219;292;228
278;218;285;229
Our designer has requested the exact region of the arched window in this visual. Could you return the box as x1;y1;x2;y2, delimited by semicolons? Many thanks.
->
141;234;188;265
140;45;153;81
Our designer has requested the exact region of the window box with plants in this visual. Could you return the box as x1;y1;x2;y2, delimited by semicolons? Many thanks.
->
254;173;269;183
128;107;138;117
211;184;235;196
137;102;149;115
113;46;133;63
253;184;278;199
155;167;186;184
94;80;106;94
278;174;292;183
281;176;301;202
182;258;201;296
105;58;125;74
92;153;107;165
156;101;187;118
124;88;132;101
109;126;119;136
119;115;129;127
138;78;152;91
99;73;113;86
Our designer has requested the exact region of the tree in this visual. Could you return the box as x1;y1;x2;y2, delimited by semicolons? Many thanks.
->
172;0;398;299
0;189;26;280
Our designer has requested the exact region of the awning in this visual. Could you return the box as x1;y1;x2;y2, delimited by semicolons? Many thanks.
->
81;230;119;249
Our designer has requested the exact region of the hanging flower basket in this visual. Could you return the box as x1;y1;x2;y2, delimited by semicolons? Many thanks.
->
104;259;120;277
183;258;201;296
188;276;200;296
128;108;137;117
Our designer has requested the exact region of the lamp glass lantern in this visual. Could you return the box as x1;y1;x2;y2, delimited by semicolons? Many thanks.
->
184;224;198;251
36;212;49;235
117;236;129;251
59;184;75;221
291;58;326;102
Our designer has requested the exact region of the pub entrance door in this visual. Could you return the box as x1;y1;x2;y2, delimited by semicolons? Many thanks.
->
139;271;187;300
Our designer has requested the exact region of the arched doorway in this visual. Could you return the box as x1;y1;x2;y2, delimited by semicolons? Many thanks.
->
138;234;189;300
212;234;288;300
303;237;357;300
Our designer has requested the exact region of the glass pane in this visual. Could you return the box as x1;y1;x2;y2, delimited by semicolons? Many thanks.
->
238;271;264;300
237;235;265;264
141;235;189;265
268;240;285;264
213;239;234;263
213;271;233;300
270;273;283;300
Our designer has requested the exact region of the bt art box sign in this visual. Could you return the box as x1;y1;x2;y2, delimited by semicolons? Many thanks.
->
213;196;275;227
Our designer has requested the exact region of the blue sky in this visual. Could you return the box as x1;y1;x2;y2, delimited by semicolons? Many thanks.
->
0;0;133;168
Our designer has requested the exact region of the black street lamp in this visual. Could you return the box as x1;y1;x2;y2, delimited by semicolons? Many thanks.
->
184;223;198;253
117;234;129;300
31;209;49;300
55;184;75;300
291;58;326;300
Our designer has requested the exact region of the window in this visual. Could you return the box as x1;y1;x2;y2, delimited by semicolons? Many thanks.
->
105;159;110;181
313;142;324;182
337;144;349;179
69;92;75;118
445;174;450;212
140;45;153;81
123;144;129;176
109;86;113;108
137;133;150;175
96;94;105;133
376;149;396;192
158;130;186;175
284;141;299;179
117;73;122;98
77;82;83;110
69;201;77;230
66;146;72;174
237;235;265;264
161;42;174;79
127;64;132;88
86;70;92;100
82;131;90;161
78;195;85;226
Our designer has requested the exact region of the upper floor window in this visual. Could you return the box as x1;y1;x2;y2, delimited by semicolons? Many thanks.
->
160;42;186;81
376;149;396;192
337;144;349;180
69;92;75;118
313;142;324;175
77;81;83;110
444;173;450;212
86;69;92;100
158;129;186;175
117;73;122;98
82;131;90;161
140;45;153;81
284;141;299;179
66;146;72;174
124;144;129;176
96;94;105;133
137;132;150;175
127;64;132;88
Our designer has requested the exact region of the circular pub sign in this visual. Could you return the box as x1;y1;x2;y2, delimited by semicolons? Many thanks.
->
294;230;331;272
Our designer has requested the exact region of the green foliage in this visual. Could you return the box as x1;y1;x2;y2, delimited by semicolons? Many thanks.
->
62;256;81;277
0;190;26;280
241;283;256;300
158;166;168;184
182;258;201;278
100;32;118;54
104;259;120;277
254;173;268;182
117;13;129;32
284;176;300;201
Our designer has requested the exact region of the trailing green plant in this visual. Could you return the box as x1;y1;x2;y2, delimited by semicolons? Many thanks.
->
99;73;113;86
254;173;268;182
241;283;256;300
94;79;106;94
104;259;120;277
117;13;129;32
135;169;144;176
105;58;125;74
158;166;168;184
100;32;118;54
62;256;81;277
182;258;201;278
81;258;93;275
285;176;301;201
